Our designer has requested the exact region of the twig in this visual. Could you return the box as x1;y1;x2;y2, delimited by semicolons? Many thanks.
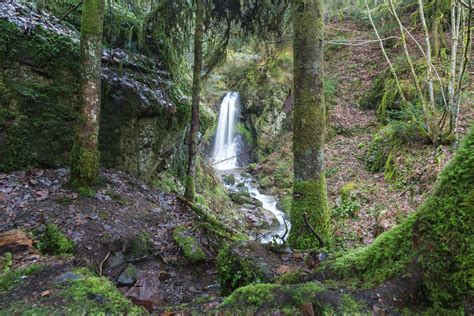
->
98;251;110;276
303;212;325;248
58;0;83;22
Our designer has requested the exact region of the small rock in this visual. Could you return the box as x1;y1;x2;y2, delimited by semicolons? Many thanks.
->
53;271;82;284
106;251;125;269
158;271;173;281
117;264;138;286
300;302;315;316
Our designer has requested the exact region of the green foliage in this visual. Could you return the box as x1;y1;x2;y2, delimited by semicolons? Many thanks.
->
332;198;360;219
37;224;75;255
172;225;206;263
274;160;292;189
235;122;254;146
0;264;42;292
217;244;267;295
288;176;331;249
0;253;13;273
60;268;145;314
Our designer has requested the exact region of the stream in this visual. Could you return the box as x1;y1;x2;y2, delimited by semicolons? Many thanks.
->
211;92;290;243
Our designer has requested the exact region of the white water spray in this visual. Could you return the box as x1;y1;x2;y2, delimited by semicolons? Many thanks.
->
212;92;241;170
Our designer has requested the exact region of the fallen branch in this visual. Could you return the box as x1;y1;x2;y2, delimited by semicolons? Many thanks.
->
58;0;83;22
98;251;110;276
303;212;325;248
212;149;254;165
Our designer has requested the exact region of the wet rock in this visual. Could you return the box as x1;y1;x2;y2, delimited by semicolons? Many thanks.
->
53;271;82;284
230;191;254;205
125;272;167;312
117;264;138;286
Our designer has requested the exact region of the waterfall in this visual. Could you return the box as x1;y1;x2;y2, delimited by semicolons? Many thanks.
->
212;92;241;170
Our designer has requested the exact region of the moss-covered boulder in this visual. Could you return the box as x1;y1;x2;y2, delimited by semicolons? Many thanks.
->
172;225;206;263
0;3;187;179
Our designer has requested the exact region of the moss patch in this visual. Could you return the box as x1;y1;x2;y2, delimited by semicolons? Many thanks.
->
37;224;75;256
172;225;206;263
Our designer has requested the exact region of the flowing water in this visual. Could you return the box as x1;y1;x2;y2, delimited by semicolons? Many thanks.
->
212;92;290;243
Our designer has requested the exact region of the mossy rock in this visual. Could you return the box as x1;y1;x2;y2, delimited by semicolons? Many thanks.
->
222;174;236;185
217;242;275;295
259;176;272;189
172;225;206;263
230;191;253;205
339;182;357;199
125;232;151;260
37;224;75;255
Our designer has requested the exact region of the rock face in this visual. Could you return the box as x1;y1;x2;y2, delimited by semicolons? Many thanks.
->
0;2;187;179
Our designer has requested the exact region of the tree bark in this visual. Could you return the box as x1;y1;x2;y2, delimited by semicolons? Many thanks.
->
70;0;105;188
184;0;204;201
289;0;331;249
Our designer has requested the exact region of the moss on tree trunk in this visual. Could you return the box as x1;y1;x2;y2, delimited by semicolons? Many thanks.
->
70;0;105;188
289;0;331;249
184;0;204;201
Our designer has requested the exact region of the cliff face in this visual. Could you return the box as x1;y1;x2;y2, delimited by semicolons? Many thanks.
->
0;2;187;179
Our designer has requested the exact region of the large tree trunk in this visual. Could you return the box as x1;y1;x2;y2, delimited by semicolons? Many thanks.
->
184;0;204;201
70;0;105;188
288;0;331;249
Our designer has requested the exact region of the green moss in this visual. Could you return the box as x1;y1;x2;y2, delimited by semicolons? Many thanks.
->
259;176;272;189
37;224;75;255
275;270;305;285
0;264;42;292
217;244;268;295
126;232;151;260
325;126;474;308
80;0;105;37
235;122;254;146
60;268;145;314
290;282;326;306
172;225;206;263
288;176;331;249
0;252;13;273
276;192;292;214
221;283;277;306
70;139;101;188
339;182;357;199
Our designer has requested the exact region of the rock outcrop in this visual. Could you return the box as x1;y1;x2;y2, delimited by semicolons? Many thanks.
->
0;2;187;179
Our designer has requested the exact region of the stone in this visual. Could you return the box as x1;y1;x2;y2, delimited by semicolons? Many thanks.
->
53;271;82;284
300;302;315;316
106;251;125;269
222;174;236;185
0;230;35;255
117;264;138;286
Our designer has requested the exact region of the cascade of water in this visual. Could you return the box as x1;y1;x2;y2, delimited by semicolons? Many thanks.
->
212;92;240;170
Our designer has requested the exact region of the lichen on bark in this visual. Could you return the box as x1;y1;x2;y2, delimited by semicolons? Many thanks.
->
289;0;331;249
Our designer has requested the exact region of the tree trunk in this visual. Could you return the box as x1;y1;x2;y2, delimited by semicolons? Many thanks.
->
70;0;105;188
288;0;331;249
184;0;204;201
